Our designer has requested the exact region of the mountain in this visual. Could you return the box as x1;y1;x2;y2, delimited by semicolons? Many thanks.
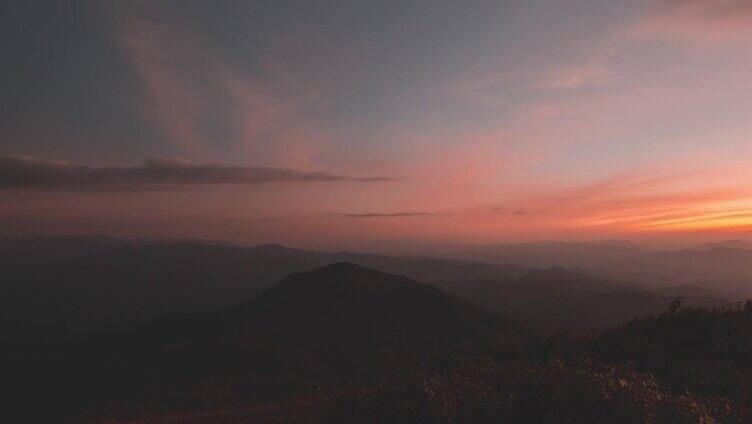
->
0;235;139;269
344;240;752;301
223;263;523;373
652;284;734;301
422;240;647;270
601;247;752;296
0;242;327;344
328;250;529;282
693;239;752;251
0;239;530;345
3;263;523;422
0;235;239;272
435;267;727;334
0;236;730;344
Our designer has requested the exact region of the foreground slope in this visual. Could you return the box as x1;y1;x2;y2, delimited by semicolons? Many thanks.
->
104;306;752;424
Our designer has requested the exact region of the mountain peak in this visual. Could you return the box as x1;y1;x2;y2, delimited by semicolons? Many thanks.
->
319;261;371;272
240;263;523;357
274;262;420;293
253;243;289;250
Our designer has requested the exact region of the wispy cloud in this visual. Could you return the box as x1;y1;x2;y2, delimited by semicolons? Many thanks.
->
118;12;336;171
634;0;752;43
0;155;391;189
345;212;433;218
541;58;613;90
119;15;215;159
520;169;752;233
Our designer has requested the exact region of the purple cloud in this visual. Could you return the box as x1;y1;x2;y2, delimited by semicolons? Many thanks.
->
0;155;392;189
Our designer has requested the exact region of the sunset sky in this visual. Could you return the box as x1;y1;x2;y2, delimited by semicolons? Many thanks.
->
2;0;752;247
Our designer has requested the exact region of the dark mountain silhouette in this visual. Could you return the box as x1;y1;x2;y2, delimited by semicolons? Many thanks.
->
0;235;240;272
0;236;729;344
0;242;326;344
0;240;530;344
0;235;138;269
0;237;742;422
3;263;523;421
221;263;524;374
588;306;752;403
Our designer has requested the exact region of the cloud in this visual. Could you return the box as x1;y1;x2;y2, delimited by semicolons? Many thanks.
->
118;12;338;171
345;212;433;218
634;0;752;42
511;168;752;233
119;15;214;159
0;155;391;189
492;207;544;215
542;61;612;90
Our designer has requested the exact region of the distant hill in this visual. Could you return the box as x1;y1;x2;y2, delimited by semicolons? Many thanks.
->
2;263;523;421
369;239;752;299
652;284;734;301
424;240;647;270
600;247;752;296
693;239;752;251
0;235;139;268
0;235;238;270
436;267;727;334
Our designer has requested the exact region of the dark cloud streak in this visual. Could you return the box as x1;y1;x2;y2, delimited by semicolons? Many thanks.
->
346;212;433;218
492;207;544;215
0;155;392;189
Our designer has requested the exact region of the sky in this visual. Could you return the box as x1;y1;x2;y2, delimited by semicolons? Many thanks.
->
1;0;752;248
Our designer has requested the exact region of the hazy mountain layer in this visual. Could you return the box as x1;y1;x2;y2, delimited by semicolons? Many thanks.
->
0;237;731;344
